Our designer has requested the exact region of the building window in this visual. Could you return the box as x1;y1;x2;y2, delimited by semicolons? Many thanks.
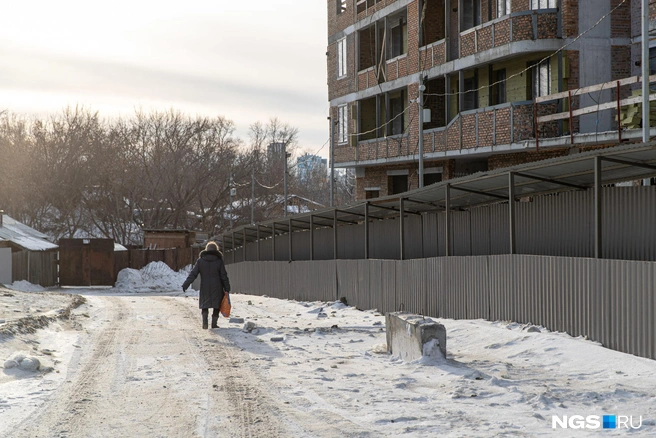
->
531;0;556;9
424;172;442;186
337;38;347;78
389;14;407;58
497;0;510;17
463;76;478;111
650;47;656;75
388;89;406;136
530;60;551;99
337;0;347;15
389;175;408;194
491;69;506;105
337;105;348;144
365;189;380;199
462;0;481;31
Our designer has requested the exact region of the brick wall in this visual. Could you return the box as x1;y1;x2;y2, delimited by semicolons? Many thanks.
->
328;0;356;37
537;13;558;39
512;0;530;12
512;15;533;41
561;0;579;37
611;0;631;38
328;33;358;101
566;50;580;135
356;159;455;200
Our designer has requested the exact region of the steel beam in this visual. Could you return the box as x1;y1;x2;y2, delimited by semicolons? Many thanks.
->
333;209;338;260
288;218;293;262
594;157;602;258
364;202;369;259
310;215;314;261
514;171;587;190
509;172;516;255
445;184;451;256
399;197;405;260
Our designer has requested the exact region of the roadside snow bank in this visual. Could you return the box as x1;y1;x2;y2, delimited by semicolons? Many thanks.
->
114;262;190;293
5;281;45;293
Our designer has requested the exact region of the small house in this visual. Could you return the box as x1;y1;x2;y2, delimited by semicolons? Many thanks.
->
0;212;58;286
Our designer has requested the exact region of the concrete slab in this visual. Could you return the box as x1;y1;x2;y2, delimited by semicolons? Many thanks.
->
386;312;446;361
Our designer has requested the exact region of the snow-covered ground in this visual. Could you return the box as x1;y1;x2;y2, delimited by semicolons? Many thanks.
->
1;262;655;436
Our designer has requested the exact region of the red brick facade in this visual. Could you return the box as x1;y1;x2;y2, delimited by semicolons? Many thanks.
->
328;0;642;201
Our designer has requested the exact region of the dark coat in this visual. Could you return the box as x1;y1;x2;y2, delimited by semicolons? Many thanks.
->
182;249;231;309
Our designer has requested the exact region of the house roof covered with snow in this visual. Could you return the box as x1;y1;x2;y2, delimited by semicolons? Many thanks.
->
0;214;58;251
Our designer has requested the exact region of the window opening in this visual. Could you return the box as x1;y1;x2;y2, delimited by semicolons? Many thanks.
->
338;0;347;14
365;189;380;199
389;175;408;194
530;60;551;99
531;0;556;9
337;38;347;78
388;89;406;136
497;0;510;17
337;105;348;144
462;0;481;32
463;75;478;111
424;172;442;186
491;69;506;105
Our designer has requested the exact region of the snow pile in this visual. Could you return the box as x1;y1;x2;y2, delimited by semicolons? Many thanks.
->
3;353;42;372
114;262;190;293
5;281;45;292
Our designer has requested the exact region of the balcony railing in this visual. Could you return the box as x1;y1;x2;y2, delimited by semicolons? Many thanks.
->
459;9;559;58
333;102;547;165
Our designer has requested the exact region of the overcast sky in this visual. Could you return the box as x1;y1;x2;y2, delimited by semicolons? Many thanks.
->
0;0;329;158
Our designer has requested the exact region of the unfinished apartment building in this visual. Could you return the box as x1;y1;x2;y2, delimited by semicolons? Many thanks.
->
328;0;656;200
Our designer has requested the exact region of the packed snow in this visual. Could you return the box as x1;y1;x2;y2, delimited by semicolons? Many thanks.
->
1;263;655;436
5;280;46;293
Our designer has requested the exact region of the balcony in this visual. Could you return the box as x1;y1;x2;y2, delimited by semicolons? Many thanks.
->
334;101;561;166
459;9;559;59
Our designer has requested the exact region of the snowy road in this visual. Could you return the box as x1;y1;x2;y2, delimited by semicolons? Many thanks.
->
2;286;656;437
7;295;287;437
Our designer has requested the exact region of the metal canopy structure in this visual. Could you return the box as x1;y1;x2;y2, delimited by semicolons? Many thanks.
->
221;141;656;260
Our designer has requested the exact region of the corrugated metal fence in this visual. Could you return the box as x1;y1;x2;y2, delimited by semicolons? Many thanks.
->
227;186;656;263
226;255;656;360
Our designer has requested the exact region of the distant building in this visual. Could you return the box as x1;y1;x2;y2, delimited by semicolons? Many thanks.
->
296;153;328;181
267;142;287;161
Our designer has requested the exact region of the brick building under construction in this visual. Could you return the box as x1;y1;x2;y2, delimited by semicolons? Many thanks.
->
327;0;656;200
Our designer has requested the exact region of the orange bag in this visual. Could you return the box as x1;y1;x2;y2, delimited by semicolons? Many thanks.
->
220;293;231;318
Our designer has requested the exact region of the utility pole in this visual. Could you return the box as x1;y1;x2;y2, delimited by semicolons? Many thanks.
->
642;0;650;143
229;174;233;229
251;166;255;225
284;143;290;217
329;115;335;207
418;73;425;188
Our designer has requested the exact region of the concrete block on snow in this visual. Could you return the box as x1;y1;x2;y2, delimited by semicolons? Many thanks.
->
385;312;446;361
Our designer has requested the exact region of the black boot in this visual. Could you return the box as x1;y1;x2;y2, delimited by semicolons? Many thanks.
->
211;316;219;328
202;310;209;329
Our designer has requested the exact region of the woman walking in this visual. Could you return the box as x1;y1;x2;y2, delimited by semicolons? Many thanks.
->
182;241;231;329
